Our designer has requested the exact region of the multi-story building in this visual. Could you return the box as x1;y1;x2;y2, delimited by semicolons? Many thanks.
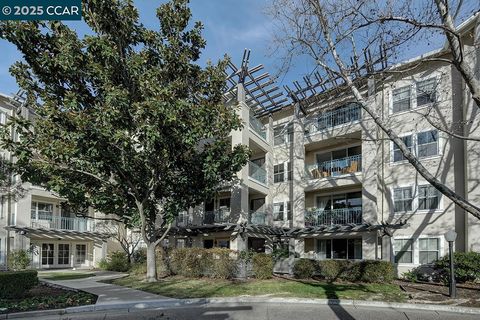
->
167;14;480;275
0;93;110;269
1;14;479;274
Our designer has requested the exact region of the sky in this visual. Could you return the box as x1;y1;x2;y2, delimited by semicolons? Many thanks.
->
0;0;459;98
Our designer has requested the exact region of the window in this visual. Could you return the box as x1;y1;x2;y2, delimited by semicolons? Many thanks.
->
287;162;292;181
419;238;439;264
274;124;293;145
393;187;413;213
31;202;53;221
42;243;54;266
417;130;439;158
75;244;86;265
287;201;292;220
287;123;293;143
316;238;362;260
393;135;412;162
274;164;285;183
58;244;70;265
416;78;436;106
394;239;413;263
392;86;411;113
219;198;231;210
273;202;284;221
418;185;440;210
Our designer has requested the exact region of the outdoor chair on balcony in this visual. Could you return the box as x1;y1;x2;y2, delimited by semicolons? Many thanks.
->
346;161;358;173
311;168;321;179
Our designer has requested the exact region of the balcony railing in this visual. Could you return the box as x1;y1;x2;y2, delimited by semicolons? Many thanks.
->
249;211;267;225
249;161;267;185
305;207;362;226
305;155;361;179
203;209;231;224
31;216;95;232
249;114;267;140
306;103;361;135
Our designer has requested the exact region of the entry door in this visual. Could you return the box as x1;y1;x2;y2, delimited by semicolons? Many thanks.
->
58;244;70;266
75;244;87;266
41;243;54;267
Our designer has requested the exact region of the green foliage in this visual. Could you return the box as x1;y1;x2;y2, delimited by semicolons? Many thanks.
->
98;258;109;270
293;259;316;279
317;260;395;283
206;248;237;279
252;253;273;280
0;270;38;299
434;251;480;283
132;248;147;264
0;0;250;278
7;249;31;271
238;250;255;264
272;247;289;260
104;251;130;272
130;262;147;276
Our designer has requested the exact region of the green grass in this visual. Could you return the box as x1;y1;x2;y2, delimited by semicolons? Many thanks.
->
39;272;95;281
110;275;407;302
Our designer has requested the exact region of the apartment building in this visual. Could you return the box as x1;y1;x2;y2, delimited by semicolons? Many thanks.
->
167;14;480;275
0;93;110;269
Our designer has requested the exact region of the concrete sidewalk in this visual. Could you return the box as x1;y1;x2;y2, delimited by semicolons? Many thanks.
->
40;270;171;304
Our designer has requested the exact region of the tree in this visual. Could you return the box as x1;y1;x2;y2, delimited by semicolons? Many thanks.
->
268;0;480;219
96;220;142;264
0;0;250;282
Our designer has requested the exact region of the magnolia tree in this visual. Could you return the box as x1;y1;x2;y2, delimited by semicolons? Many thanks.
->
0;0;250;281
268;0;480;219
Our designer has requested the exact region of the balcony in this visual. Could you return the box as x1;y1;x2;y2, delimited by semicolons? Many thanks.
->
203;209;231;224
249;114;267;140
248;161;267;185
305;155;361;179
305;207;362;227
31;216;95;232
249;211;267;225
305;103;361;135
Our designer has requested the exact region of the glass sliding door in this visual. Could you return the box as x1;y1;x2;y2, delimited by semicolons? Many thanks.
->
41;243;54;266
58;244;70;265
315;238;362;260
75;244;86;265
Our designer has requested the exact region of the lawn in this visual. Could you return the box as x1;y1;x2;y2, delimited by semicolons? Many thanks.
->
39;272;95;281
109;275;407;302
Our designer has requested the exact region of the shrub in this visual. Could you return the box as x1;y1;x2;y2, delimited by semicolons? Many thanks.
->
252;253;273;279
168;248;206;277
293;259;316;279
0;270;38;298
7;250;30;271
98;258;109;270
207;248;237;279
130;262;147;276
106;251;130;272
132;248;147;264
156;248;171;278
434;251;480;283
358;260;395;283
317;260;344;281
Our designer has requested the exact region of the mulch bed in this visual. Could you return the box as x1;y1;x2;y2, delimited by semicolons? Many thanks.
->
396;280;480;308
0;283;97;314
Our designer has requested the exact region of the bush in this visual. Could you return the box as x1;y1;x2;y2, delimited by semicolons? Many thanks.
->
7;250;30;271
168;248;206;277
208;248;237;279
252;253;273;279
129;262;147;276
106;251;130;272
132;248;147;264
293;259;316;279
0;270;38;298
434;251;480;283
98;258;109;270
358;260;395;283
317;260;395;283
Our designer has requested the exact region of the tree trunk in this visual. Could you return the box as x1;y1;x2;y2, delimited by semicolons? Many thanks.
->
146;242;157;282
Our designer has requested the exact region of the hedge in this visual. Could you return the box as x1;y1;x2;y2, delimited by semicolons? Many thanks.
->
434;251;480;283
252;253;273;279
293;259;395;283
0;270;38;299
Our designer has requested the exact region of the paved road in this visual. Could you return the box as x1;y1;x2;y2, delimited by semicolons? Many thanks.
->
31;302;479;320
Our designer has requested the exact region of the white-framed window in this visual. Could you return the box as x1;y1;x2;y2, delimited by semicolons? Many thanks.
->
273;202;284;221
273;164;285;183
392;86;411;113
418;185;441;210
392;135;413;162
419;238;439;264
58;243;70;265
0;111;7;125
315;238;362;260
286;201;292;220
394;238;414;263
417;130;439;158
31;202;53;221
416;78;437;106
393;187;413;213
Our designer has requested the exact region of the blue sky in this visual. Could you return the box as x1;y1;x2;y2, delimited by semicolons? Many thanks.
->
0;0;459;97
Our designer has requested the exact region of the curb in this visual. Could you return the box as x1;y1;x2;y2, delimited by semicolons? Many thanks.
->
2;297;480;318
